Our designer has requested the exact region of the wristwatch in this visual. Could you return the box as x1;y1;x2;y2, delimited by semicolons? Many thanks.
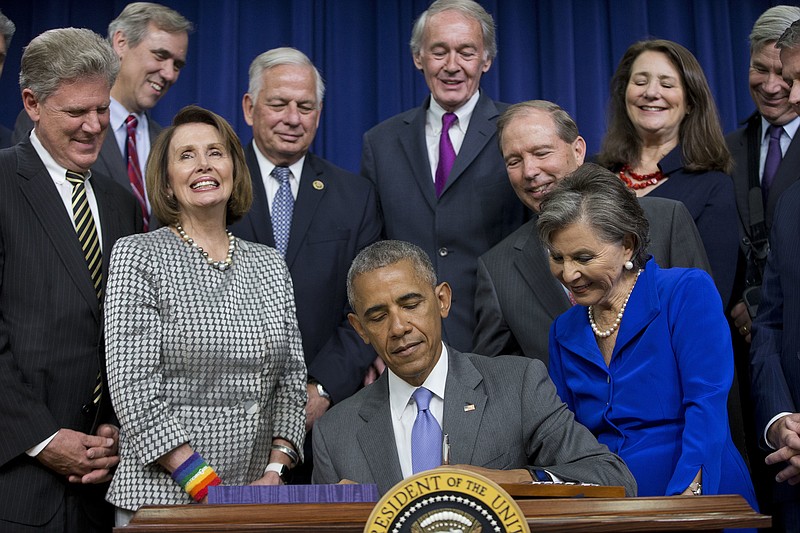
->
265;462;288;481
309;379;332;401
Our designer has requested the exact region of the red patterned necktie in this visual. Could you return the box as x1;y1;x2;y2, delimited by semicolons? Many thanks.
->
126;114;149;231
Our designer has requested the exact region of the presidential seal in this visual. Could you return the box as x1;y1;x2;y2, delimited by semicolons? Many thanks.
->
364;468;530;533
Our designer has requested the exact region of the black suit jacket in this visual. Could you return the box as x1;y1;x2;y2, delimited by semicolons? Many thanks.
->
726;113;800;242
0;141;141;526
229;143;382;402
750;181;800;510
14;109;163;229
474;197;711;362
361;92;527;352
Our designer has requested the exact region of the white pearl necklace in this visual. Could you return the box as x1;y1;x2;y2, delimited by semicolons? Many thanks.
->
588;269;643;338
175;223;236;271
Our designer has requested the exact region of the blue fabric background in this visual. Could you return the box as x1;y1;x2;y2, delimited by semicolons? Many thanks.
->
0;0;796;173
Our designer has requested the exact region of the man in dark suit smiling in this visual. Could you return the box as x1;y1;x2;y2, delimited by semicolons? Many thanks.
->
0;28;140;531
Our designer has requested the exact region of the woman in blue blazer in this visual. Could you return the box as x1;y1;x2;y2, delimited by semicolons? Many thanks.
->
538;165;756;518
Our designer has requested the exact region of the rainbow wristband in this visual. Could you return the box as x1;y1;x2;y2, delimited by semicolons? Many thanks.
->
170;452;222;502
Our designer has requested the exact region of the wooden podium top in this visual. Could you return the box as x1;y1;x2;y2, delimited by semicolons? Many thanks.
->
122;494;769;532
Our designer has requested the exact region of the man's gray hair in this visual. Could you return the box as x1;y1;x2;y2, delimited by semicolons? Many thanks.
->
750;5;800;55
409;0;497;61
247;47;325;104
537;163;650;270
107;2;193;48
347;240;437;309
497;100;579;152
777;17;800;51
20;28;119;102
0;9;15;48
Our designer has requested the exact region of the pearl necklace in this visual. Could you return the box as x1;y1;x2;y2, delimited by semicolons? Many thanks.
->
588;269;642;338
175;223;236;271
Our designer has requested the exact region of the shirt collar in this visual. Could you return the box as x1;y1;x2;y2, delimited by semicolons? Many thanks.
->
427;91;481;135
30;129;93;183
110;97;147;134
251;140;306;183
761;115;800;141
388;342;449;421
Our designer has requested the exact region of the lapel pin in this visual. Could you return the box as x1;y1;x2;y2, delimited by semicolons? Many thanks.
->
464;404;475;412
313;180;324;190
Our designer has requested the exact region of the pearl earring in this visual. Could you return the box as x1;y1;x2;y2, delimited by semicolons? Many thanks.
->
624;260;634;271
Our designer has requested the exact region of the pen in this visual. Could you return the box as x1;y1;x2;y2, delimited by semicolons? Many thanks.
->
442;433;450;465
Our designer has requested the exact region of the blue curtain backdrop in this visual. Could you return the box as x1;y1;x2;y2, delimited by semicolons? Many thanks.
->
1;0;797;173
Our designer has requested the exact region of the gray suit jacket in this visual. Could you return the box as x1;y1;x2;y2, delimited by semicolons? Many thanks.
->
14;110;162;229
361;93;527;352
312;347;637;496
473;197;711;362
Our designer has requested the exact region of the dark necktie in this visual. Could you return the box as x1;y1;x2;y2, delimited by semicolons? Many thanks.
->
762;124;784;204
411;386;442;473
65;170;103;406
435;112;458;197
126;114;149;231
271;166;294;257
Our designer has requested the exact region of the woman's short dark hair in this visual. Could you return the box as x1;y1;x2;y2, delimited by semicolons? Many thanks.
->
146;105;253;226
597;39;732;174
537;163;650;269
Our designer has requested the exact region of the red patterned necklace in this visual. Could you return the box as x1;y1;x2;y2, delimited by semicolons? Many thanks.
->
619;164;666;190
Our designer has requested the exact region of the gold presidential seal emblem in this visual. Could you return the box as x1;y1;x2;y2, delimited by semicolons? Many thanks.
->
365;468;530;533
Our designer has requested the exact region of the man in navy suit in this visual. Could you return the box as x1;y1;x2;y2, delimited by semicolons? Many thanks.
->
0;9;15;148
749;19;800;533
229;47;382;480
14;2;193;229
0;28;141;531
360;0;526;352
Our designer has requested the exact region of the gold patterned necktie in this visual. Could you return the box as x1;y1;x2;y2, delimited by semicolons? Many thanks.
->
65;170;103;300
65;170;104;407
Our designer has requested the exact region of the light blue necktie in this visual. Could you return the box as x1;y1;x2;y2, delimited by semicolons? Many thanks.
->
271;166;294;257
411;387;443;473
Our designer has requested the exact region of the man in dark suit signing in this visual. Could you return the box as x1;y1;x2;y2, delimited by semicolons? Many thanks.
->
229;47;382;481
14;2;193;230
360;0;526;352
312;240;636;497
0;28;141;531
474;101;710;363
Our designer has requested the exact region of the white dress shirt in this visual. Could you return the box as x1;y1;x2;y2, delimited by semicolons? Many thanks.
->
388;343;448;479
251;140;304;211
424;91;481;183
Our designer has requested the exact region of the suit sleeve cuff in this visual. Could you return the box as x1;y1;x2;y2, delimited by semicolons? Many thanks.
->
26;431;58;457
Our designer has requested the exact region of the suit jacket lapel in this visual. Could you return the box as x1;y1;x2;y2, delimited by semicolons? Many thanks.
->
16;143;100;322
441;348;487;466
92;176;124;293
441;92;499;196
729;120;753;236
612;261;659;358
356;374;404;494
244;142;276;247
514;220;571;320
398;99;437;210
97;131;128;190
285;153;326;268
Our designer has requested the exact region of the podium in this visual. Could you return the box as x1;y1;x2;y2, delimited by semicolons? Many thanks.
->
120;494;769;532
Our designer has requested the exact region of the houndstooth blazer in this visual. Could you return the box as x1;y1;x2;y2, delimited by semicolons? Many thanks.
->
104;227;307;511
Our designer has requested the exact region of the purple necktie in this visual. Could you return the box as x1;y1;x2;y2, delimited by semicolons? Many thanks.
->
411;387;442;474
435;112;458;197
762;124;784;203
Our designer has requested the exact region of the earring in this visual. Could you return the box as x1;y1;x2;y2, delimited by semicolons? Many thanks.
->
624;260;634;271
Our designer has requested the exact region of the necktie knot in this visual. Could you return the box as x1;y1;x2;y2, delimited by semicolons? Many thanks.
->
126;114;138;135
413;386;434;411
768;124;783;142
65;170;87;185
272;166;291;184
442;112;457;131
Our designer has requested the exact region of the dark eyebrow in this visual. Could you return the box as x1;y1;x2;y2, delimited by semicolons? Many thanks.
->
397;292;425;304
